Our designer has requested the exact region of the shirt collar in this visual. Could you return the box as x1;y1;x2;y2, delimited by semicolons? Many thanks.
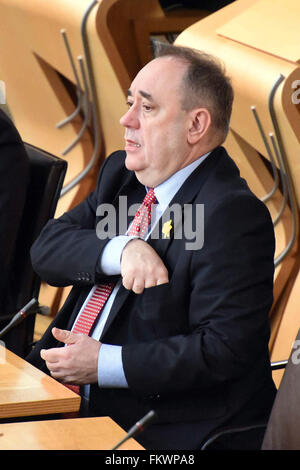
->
150;152;210;210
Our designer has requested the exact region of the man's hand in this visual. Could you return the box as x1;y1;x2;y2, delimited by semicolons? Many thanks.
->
40;327;100;385
121;238;169;294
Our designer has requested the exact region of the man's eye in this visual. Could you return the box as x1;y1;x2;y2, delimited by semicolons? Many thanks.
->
126;101;133;108
143;104;152;112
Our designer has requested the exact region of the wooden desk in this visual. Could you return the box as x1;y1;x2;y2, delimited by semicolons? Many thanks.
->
0;416;144;450
0;344;80;419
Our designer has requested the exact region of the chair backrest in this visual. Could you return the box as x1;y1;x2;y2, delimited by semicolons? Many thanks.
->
262;328;300;449
0;144;67;357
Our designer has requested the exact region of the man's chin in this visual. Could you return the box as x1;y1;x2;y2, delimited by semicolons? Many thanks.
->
125;154;144;172
124;156;157;186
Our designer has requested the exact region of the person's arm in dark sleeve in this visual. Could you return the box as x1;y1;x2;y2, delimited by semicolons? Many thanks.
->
30;153;123;287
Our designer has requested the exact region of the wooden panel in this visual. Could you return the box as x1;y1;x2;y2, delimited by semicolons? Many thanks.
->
0;416;144;450
175;0;300;206
217;0;300;64
0;0;208;315
0;345;80;418
0;0;107;315
133;14;208;66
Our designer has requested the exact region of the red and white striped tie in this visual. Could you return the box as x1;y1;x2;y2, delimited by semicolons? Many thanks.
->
67;188;157;394
72;283;115;336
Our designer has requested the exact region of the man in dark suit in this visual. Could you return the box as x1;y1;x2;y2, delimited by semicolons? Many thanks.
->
0;108;29;319
27;44;276;450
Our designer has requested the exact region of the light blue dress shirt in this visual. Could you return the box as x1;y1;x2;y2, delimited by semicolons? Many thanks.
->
74;152;210;397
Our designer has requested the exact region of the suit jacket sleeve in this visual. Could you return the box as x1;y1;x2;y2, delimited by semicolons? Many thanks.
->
30;152;123;287
122;194;275;396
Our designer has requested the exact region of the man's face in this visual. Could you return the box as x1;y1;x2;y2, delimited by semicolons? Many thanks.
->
120;57;193;187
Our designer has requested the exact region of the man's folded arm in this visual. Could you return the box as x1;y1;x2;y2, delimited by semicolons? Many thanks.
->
99;235;138;275
30;212;110;287
30;151;127;287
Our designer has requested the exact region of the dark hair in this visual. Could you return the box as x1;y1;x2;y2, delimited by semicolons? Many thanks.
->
154;42;233;142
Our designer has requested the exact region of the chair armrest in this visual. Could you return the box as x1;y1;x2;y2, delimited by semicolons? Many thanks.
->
200;423;267;450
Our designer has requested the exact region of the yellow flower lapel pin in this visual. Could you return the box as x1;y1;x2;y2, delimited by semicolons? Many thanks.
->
162;219;173;239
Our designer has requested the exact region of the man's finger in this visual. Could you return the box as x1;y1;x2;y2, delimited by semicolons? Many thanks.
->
156;278;169;286
40;347;63;362
144;277;158;289
51;327;78;344
45;361;61;373
132;280;145;294
122;274;134;291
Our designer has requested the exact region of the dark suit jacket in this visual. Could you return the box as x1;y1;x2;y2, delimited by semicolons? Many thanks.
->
28;146;276;450
0;109;29;316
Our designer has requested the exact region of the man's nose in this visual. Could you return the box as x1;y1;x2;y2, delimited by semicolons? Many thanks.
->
120;106;139;129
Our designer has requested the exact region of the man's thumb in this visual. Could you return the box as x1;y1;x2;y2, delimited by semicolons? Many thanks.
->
52;327;77;344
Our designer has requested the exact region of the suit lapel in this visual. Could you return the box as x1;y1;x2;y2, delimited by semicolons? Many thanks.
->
148;147;222;259
101;147;224;338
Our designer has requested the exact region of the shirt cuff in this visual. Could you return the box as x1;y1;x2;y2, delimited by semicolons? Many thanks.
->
99;235;138;275
98;344;128;388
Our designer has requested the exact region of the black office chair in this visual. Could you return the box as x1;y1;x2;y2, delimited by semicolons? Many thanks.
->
0;143;67;358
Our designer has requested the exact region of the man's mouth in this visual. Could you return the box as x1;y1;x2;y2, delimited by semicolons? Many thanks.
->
125;139;141;149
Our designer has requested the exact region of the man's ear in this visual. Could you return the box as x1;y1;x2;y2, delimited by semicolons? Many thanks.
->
187;108;211;145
